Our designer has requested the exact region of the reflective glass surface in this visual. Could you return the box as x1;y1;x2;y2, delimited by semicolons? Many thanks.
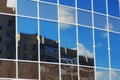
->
41;0;57;3
78;26;94;66
111;70;120;80
60;23;77;64
0;14;16;59
17;17;38;61
59;0;75;7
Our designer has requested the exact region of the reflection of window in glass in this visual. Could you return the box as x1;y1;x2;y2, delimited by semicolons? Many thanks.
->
0;37;2;42
6;31;11;37
0;25;2;29
8;20;13;27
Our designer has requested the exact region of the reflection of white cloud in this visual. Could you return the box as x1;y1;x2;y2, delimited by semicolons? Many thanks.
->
96;42;103;48
111;70;120;79
7;0;16;8
96;71;109;80
96;71;104;79
78;43;94;58
108;23;113;30
60;23;72;30
59;6;75;29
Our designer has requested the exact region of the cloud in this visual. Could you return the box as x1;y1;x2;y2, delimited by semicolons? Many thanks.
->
59;6;75;30
96;71;109;80
96;71;104;79
111;70;120;79
78;43;94;58
104;23;113;31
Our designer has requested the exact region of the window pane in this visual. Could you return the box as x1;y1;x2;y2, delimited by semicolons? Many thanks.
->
41;63;59;80
96;68;110;80
0;14;16;59
78;26;94;66
111;70;120;80
77;0;91;10
17;0;37;17
78;10;92;26
59;6;76;24
41;0;57;3
94;13;107;29
40;20;59;63
60;23;77;64
59;0;75;7
18;62;38;79
93;0;106;14
39;2;58;20
110;32;120;69
0;0;16;14
17;17;38;61
108;0;119;17
0;61;16;78
61;65;78;80
95;30;109;68
108;16;120;32
80;67;94;80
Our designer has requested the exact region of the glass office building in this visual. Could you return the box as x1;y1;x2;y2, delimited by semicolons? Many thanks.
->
0;0;120;80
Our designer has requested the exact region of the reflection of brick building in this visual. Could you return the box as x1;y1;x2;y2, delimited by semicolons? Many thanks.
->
0;15;15;59
40;36;59;62
0;61;16;78
18;33;38;61
0;0;15;14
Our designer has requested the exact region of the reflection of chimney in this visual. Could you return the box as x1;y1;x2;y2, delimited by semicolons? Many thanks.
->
41;36;44;44
65;48;67;55
6;0;15;12
85;57;88;63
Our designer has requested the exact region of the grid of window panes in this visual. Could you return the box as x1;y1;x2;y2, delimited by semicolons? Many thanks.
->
0;0;120;80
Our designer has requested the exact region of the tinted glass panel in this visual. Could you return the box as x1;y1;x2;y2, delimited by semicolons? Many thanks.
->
0;0;16;14
108;0;119;17
77;0;91;10
17;0;37;17
59;6;76;24
39;2;58;20
78;26;94;66
93;0;106;14
0;61;16;78
78;10;92;26
40;20;59;63
110;32;120;69
59;0;75;7
41;63;59;80
80;67;94;80
60;23;77;64
111;70;120;80
17;17;38;61
18;62;38;79
95;30;109;68
0;14;16;59
94;13;107;29
61;65;78;80
41;0;57;3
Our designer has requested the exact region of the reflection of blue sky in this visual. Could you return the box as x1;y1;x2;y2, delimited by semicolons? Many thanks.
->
111;70;120;80
78;10;92;26
110;32;120;69
60;24;76;49
78;26;94;58
96;69;110;80
59;6;76;24
108;17;120;32
17;0;37;17
41;0;57;3
93;0;106;14
59;0;75;7
108;0;119;17
39;2;58;20
40;20;58;41
94;13;107;29
18;17;38;34
77;0;91;10
95;30;109;68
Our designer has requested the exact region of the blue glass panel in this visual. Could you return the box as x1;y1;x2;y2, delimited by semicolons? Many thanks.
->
111;70;120;80
78;10;92;26
39;2;58;20
108;0;119;17
17;0;37;17
93;0;106;14
77;0;91;10
95;30;109;68
110;32;120;69
41;0;57;3
59;0;75;7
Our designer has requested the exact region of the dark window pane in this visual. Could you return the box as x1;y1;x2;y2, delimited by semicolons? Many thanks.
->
0;14;16;59
0;0;16;14
59;0;75;7
41;63;59;80
61;65;78;80
17;17;38;61
18;62;38;79
0;61;16;78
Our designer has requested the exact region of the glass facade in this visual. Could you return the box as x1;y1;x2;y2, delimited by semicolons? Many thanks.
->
0;0;120;80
